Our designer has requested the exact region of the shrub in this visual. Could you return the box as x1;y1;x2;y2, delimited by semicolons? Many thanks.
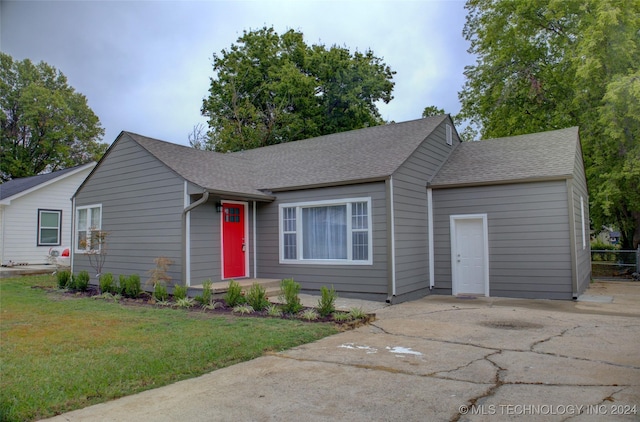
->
153;283;168;302
299;309;319;321
117;275;127;295
348;307;367;320
279;278;302;314
195;280;213;306
74;271;90;292
99;273;114;294
175;297;195;308
232;304;254;315
266;304;283;317
332;312;353;322
173;284;188;300
123;274;141;298
224;280;245;307
246;283;269;311
317;285;337;317
56;270;71;289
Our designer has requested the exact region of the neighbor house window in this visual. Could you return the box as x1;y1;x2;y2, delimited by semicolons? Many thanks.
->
279;198;372;264
446;124;453;146
38;209;62;246
76;204;102;252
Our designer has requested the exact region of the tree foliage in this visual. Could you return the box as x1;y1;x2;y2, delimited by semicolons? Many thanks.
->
459;0;640;248
0;53;106;181
199;27;395;152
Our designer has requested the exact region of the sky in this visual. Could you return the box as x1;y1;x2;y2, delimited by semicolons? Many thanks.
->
1;0;474;147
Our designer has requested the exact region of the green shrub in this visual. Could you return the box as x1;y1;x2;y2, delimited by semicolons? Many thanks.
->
266;304;283;317
99;273;114;294
153;283;168;302
117;275;127;295
279;278;302;314
232;304;254;315
56;270;71;289
348;307;367;320
224;280;245;307
332;312;352;322
199;279;213;305
175;297;195;308
317;285;337;317
299;309;319;321
173;284;188;300
246;283;269;311
74;271;90;292
123;274;141;298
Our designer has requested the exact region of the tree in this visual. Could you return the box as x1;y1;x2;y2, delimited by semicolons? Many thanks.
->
0;53;106;181
201;27;395;152
459;0;640;248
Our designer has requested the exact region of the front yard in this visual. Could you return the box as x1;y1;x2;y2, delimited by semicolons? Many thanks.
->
0;275;338;422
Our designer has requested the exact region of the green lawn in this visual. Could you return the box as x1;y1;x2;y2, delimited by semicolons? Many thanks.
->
0;276;338;421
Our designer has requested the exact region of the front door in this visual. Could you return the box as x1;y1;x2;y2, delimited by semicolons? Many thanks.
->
222;202;246;279
451;216;488;296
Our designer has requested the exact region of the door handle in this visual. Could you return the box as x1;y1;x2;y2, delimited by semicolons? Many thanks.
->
242;243;246;252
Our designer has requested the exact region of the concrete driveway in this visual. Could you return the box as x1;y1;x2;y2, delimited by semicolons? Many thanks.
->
43;281;640;421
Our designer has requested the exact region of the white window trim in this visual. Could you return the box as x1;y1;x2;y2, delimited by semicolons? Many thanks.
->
38;209;62;246
75;204;102;253
278;197;373;265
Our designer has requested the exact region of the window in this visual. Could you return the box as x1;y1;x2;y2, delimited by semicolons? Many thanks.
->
279;198;372;264
38;209;61;246
446;124;453;146
76;204;102;252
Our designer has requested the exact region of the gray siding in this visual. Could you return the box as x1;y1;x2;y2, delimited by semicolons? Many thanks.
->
189;200;220;284
432;181;574;299
571;142;591;296
392;120;459;296
256;182;388;300
74;134;185;284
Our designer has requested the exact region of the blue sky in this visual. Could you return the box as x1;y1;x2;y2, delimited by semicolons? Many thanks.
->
1;0;473;146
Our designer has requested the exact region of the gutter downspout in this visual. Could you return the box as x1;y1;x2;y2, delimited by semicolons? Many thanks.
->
386;177;397;303
253;201;257;278
182;189;210;286
427;188;435;290
70;197;76;272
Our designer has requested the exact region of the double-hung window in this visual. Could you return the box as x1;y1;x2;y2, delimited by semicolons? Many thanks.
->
38;209;62;246
75;204;102;252
279;198;372;265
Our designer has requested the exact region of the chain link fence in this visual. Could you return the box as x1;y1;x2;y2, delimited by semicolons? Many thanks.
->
591;247;640;279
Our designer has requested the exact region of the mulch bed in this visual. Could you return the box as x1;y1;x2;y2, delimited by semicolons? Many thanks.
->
40;286;375;329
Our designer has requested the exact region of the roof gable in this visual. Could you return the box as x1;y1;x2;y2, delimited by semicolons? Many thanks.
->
0;163;95;203
429;127;580;188
119;116;448;196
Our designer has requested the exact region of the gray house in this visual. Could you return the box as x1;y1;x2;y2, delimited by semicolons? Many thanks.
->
72;115;590;302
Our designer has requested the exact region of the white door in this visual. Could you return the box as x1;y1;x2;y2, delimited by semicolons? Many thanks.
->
451;216;488;296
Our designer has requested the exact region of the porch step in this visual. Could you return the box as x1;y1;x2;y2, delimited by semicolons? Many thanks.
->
189;278;282;299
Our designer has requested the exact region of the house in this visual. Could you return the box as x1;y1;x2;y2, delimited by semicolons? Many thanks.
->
72;115;590;301
0;163;95;266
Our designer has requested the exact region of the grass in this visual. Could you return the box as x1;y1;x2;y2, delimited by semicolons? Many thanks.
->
0;276;338;422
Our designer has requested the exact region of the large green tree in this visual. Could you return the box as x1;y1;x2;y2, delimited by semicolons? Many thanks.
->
0;53;106;182
459;0;640;248
200;27;395;152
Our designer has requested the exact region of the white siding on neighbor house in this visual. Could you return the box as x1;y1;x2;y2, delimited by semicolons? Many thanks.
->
432;181;574;300
391;120;459;297
0;169;92;265
73;135;185;283
256;182;389;300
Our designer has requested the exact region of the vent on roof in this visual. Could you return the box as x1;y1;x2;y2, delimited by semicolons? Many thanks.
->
446;124;453;146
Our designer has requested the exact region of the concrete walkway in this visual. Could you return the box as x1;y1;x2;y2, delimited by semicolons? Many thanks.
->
41;281;640;421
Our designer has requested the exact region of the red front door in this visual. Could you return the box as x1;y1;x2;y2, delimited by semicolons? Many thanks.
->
222;203;246;279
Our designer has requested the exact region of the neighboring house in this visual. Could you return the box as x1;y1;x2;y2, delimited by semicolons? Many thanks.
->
72;115;590;301
0;163;96;266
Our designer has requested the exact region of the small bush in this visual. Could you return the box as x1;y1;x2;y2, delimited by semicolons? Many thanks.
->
175;297;195;308
348;307;367;320
317;285;337;317
56;270;71;289
117;275;127;295
99;273;114;294
246;283;269;311
279;278;302;314
332;312;352;322
266;304;283;317
74;271;90;292
122;274;141;298
299;309;319;321
153;283;168;302
224;280;245;307
202;301;223;310
232;304;254;315
173;284;188;300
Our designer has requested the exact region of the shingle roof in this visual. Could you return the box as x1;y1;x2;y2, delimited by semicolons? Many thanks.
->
0;164;94;201
429;127;580;188
126;115;448;198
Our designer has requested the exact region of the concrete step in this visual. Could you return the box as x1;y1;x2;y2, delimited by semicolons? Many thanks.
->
189;278;282;299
